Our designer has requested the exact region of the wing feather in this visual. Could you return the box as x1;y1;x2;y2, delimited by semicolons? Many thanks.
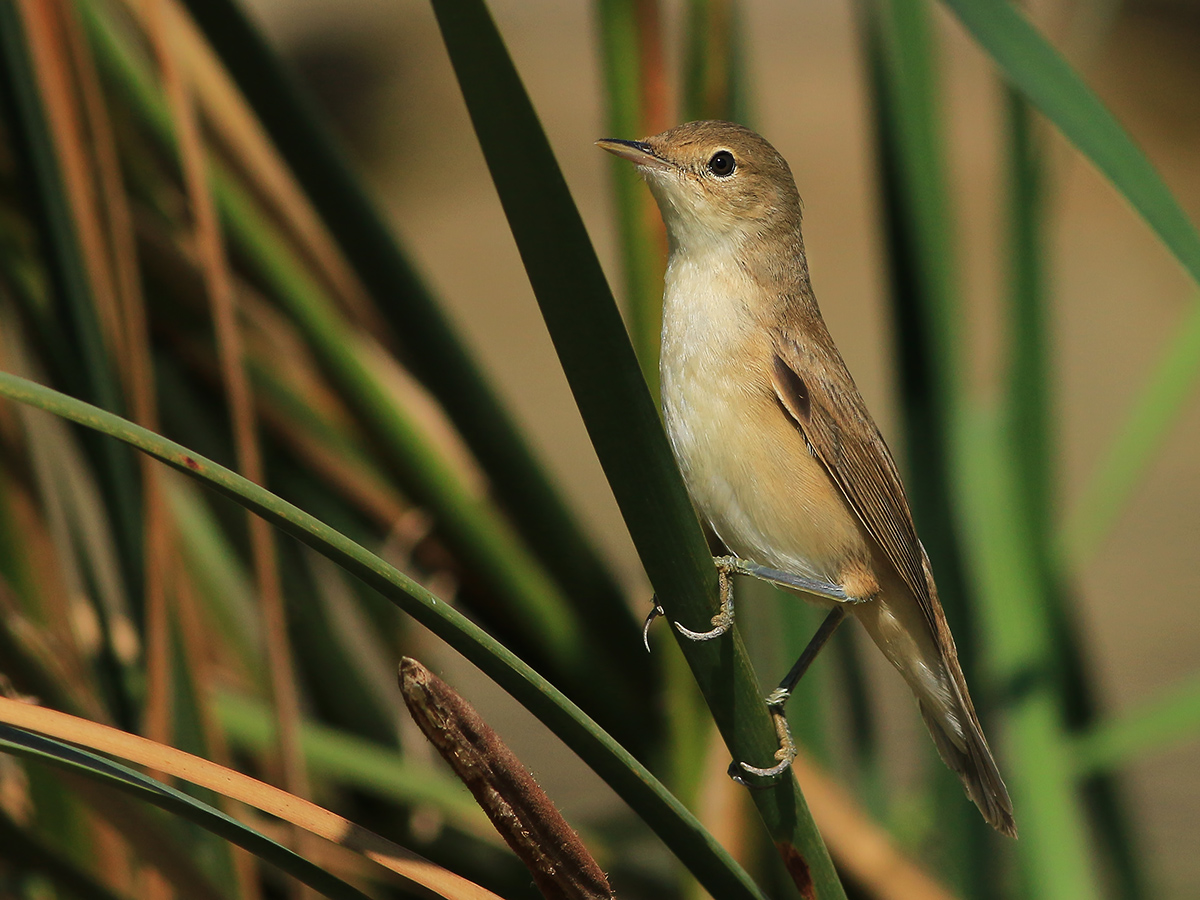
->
772;331;1015;835
770;338;935;631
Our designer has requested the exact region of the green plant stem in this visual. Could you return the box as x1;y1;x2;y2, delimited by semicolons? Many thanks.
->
1004;89;1052;545
594;0;666;394
0;0;143;673
78;2;653;746
171;0;643;668
428;1;844;895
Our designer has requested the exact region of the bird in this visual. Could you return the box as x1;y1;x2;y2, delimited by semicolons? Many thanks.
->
597;120;1015;837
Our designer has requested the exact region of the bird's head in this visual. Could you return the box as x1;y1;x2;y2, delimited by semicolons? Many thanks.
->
597;120;802;254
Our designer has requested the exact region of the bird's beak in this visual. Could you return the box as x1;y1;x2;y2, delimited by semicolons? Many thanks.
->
595;138;674;171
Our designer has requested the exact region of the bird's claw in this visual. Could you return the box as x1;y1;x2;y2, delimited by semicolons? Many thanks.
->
737;757;794;780
642;600;665;652
729;704;797;784
673;613;732;641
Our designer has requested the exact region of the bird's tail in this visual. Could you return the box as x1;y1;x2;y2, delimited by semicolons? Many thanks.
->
918;651;1017;838
854;555;1016;837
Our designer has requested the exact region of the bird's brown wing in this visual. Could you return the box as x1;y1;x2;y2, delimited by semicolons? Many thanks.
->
773;331;1018;836
770;334;935;629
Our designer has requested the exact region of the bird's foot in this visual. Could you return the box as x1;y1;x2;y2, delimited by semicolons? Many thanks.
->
731;700;797;783
764;686;791;707
673;563;736;641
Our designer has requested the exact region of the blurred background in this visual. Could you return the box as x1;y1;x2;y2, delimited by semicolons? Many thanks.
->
0;0;1196;897
240;0;1199;892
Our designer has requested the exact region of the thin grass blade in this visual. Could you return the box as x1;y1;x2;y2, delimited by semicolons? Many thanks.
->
427;1;844;895
0;369;768;900
171;0;640;663
940;0;1200;290
1075;676;1200;776
1062;299;1200;563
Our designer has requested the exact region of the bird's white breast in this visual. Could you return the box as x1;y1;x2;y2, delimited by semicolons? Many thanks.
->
659;247;846;583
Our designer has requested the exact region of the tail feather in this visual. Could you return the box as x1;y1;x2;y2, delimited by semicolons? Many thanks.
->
853;549;1016;837
918;551;1016;838
919;689;1016;838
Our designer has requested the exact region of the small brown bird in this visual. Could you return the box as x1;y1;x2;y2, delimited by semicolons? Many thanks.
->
598;121;1015;837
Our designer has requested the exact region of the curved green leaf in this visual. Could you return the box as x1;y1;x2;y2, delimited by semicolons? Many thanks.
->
0;369;766;900
941;0;1200;289
428;1;843;895
171;0;643;673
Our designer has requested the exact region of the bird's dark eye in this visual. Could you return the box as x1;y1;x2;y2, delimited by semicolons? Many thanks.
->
707;150;736;177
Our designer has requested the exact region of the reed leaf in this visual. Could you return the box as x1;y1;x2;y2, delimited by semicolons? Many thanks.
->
0;0;142;646
428;1;843;895
0;368;767;900
1062;299;1200;564
1075;676;1200;776
172;0;642;668
941;0;1200;296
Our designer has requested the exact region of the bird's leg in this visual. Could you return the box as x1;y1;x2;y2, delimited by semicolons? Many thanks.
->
735;606;847;780
673;556;848;643
673;563;737;640
714;555;849;603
